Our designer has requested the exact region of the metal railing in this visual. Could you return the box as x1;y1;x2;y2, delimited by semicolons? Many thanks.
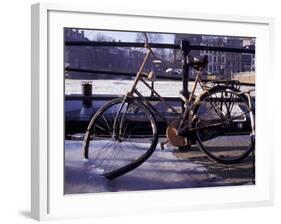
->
65;41;255;53
65;39;255;101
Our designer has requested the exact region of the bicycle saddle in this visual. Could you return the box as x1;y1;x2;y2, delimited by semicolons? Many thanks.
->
187;55;208;70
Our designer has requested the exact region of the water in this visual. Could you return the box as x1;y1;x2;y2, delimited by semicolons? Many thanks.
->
65;79;254;97
65;79;200;97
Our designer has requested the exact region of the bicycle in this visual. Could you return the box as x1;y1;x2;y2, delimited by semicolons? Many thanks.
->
83;33;255;180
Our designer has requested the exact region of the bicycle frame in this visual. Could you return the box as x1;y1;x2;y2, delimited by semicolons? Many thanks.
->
112;43;212;135
112;40;255;141
130;48;205;114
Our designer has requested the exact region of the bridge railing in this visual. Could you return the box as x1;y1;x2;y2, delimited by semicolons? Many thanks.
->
65;39;255;101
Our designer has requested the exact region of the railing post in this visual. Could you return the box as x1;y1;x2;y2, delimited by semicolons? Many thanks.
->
180;40;191;111
150;80;155;97
79;81;93;120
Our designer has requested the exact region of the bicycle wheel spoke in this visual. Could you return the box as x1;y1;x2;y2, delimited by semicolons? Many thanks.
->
208;94;225;119
94;122;112;135
228;92;236;114
106;106;117;128
101;114;112;131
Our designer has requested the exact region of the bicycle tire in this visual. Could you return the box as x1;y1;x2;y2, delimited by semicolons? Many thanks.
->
193;85;255;164
83;97;158;179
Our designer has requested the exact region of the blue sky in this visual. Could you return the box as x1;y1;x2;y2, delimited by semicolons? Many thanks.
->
84;30;175;43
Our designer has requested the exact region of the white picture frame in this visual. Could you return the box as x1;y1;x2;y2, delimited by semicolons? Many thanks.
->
31;2;274;221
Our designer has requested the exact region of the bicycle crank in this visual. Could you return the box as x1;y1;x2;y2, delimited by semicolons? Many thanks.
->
166;121;190;147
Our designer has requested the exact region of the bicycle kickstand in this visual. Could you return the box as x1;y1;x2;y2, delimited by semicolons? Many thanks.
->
160;140;169;150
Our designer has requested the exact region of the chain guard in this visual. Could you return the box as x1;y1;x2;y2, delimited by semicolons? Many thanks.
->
166;121;189;147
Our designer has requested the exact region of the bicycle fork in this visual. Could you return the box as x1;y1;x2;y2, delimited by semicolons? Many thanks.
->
112;95;129;140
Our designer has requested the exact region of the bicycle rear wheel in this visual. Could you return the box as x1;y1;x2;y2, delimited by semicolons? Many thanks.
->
193;86;255;164
83;97;158;179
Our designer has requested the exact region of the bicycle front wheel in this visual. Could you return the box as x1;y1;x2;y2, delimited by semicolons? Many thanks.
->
83;97;158;179
193;86;255;164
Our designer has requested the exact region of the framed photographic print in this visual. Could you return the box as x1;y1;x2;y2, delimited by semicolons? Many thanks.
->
31;2;274;221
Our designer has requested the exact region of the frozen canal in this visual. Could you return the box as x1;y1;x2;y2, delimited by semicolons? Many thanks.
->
65;79;255;97
64;140;254;194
